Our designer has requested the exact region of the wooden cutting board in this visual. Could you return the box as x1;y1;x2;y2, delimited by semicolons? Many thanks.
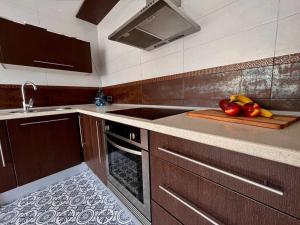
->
186;110;299;129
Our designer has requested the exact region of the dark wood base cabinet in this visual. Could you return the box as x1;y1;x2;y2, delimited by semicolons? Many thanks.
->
0;121;17;193
150;132;300;225
151;156;300;225
7;114;82;186
79;114;106;184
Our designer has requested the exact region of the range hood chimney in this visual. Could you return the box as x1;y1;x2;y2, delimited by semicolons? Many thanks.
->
108;0;200;51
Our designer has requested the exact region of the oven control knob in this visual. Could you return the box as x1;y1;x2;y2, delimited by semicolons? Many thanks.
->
129;132;136;141
105;125;110;131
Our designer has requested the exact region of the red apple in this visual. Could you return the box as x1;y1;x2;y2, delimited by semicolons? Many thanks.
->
243;102;261;117
224;102;242;116
219;99;230;111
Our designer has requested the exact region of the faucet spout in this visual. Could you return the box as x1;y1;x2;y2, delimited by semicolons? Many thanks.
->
21;81;37;112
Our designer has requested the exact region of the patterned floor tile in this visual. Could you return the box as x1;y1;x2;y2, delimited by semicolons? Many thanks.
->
0;170;141;225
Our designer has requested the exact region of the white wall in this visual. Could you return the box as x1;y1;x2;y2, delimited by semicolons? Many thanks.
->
97;0;300;87
0;0;101;87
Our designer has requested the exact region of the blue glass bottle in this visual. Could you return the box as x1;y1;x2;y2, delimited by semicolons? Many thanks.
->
95;90;106;107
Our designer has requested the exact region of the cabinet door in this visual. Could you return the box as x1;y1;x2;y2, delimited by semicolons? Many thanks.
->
79;114;92;154
91;117;107;183
79;115;106;183
33;31;75;71
72;39;92;73
0;17;92;73
0;121;17;193
7;114;82;186
0;18;43;67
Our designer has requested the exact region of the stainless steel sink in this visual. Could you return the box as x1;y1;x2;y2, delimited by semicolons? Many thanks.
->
10;107;73;114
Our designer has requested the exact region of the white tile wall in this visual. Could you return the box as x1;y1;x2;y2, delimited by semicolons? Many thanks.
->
184;22;277;71
278;0;300;19
182;0;238;20
0;0;101;87
183;0;278;49
97;0;300;87
275;13;300;56
142;51;183;79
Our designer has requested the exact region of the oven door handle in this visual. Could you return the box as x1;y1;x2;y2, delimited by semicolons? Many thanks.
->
106;136;142;156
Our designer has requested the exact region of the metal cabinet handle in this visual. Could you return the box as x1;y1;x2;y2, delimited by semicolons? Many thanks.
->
158;147;284;196
20;118;69;126
96;120;102;163
0;139;6;167
106;136;142;156
159;185;222;225
33;60;74;68
78;116;85;148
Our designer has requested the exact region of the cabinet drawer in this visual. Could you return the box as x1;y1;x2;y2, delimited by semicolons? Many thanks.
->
152;201;182;225
151;156;300;225
150;132;300;219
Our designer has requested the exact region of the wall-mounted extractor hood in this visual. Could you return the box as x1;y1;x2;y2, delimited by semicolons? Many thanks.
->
108;0;200;51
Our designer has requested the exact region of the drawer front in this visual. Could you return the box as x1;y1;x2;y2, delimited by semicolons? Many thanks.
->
152;201;182;225
151;156;300;225
150;132;300;219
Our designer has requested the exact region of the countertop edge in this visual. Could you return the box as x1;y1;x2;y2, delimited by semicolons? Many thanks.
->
78;109;300;168
0;105;299;168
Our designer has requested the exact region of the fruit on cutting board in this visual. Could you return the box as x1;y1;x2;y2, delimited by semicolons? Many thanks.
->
235;101;246;107
219;99;230;110
260;108;273;118
219;94;273;118
243;102;261;117
224;102;242;116
230;95;253;104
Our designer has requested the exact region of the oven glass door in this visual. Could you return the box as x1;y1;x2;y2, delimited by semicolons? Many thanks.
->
105;133;151;221
107;136;144;203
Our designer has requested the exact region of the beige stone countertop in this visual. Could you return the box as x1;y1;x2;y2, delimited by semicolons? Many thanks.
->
0;104;300;168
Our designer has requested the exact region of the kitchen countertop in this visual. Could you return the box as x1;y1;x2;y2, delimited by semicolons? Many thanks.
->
1;104;300;168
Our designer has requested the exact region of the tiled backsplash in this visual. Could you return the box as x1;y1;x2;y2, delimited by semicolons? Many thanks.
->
103;53;300;111
0;85;98;109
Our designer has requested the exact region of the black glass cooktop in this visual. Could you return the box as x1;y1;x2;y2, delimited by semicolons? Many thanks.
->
108;107;191;120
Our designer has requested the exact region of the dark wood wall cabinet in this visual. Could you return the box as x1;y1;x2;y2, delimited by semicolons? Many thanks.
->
0;121;17;193
76;0;120;25
0;18;92;73
79;114;106;184
6;114;82;186
150;132;300;225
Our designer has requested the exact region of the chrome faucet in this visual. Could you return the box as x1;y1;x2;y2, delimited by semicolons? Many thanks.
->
21;81;37;112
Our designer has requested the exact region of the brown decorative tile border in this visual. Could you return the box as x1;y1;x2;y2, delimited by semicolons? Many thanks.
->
102;52;300;111
274;53;300;65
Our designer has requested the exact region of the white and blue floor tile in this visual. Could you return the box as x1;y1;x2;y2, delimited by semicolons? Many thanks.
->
0;170;141;225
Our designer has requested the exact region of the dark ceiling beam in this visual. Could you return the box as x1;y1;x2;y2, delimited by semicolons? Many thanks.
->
76;0;120;25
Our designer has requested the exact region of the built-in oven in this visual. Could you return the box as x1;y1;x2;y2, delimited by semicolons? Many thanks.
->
104;120;151;225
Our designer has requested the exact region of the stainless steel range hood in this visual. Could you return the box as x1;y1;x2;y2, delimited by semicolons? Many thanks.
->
108;0;200;51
